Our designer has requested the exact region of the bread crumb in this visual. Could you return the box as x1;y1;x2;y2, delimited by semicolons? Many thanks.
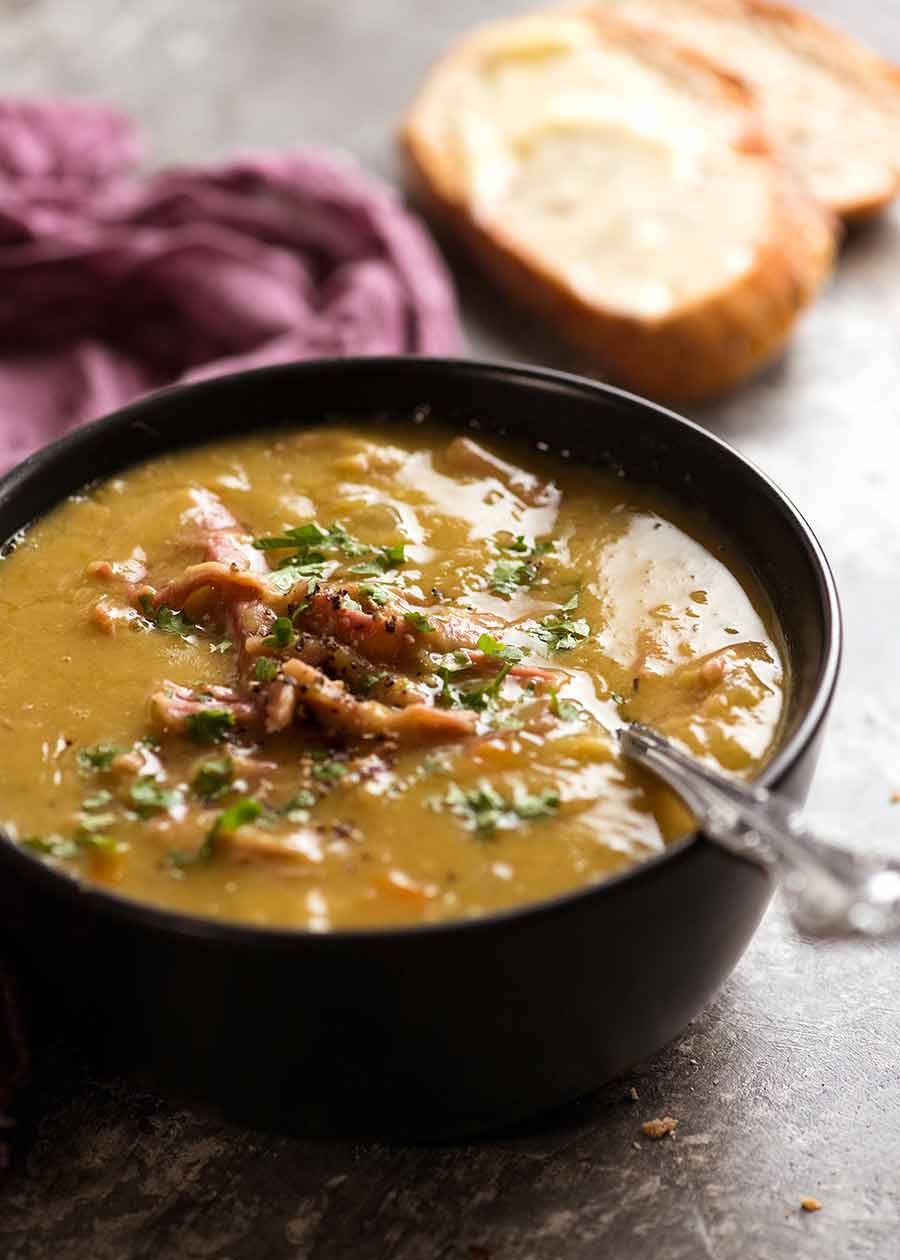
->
627;1086;639;1102
632;1141;642;1150
801;1197;823;1213
642;1116;679;1139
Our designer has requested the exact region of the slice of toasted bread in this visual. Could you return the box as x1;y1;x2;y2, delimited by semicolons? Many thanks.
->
400;11;836;402
576;0;900;219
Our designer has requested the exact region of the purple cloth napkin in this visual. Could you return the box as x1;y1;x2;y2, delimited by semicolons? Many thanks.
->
0;98;462;474
0;98;463;1167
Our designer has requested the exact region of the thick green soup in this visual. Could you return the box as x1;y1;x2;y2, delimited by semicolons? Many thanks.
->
0;420;786;928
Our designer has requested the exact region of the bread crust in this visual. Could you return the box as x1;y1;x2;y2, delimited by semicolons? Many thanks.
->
745;0;900;219
400;12;836;403
572;0;900;219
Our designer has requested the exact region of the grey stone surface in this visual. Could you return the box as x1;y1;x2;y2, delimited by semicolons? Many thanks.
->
1;1;900;1256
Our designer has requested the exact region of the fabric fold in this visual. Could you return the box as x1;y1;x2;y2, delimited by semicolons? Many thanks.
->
0;99;463;474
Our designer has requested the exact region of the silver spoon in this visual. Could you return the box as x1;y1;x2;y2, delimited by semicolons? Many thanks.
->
619;723;900;940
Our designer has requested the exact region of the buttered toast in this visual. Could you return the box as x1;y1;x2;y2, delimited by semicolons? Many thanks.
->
580;0;900;219
400;11;836;402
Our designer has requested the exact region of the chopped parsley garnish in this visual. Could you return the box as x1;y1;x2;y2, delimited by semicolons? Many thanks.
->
217;798;263;833
74;811;118;834
263;617;295;650
71;812;120;851
139;594;194;638
549;690;584;722
82;789;113;811
436;781;560;833
26;821;122;858
77;744;123;774
359;583;390;606
436;636;521;711
73;832;118;852
490;559;531;598
528;593;590;652
460;661;514;711
155;605;194;637
255;656;280;683
254;522;334;589
350;542;406;576
477;632;523;664
129;776;182;817
382;542;406;567
269;563;322;594
442;781;505;831
404;610;433;633
185;708;236;745
513;790;561;819
457;687;490;713
490;537;553;597
434;650;475;707
494;712;526;731
254;521;406;588
29;786;153;860
252;522;330;551
167;796;261;868
192;756;234;801
23;835;80;861
281;789;316;813
435;672;456;707
317;522;369;558
312;760;347;783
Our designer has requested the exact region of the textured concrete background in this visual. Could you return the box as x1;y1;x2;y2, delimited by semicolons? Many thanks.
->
1;1;899;1257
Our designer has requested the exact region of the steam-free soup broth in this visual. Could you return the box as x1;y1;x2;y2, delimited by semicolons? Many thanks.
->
0;420;786;928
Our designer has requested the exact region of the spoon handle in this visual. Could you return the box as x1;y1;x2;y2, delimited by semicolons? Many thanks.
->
620;724;900;940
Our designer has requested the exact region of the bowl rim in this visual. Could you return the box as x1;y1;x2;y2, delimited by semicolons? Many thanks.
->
0;355;842;946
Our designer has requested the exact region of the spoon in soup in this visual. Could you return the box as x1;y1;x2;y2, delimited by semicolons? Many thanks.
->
620;723;900;941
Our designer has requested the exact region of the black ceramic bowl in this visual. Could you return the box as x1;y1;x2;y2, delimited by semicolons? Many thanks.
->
0;358;840;1138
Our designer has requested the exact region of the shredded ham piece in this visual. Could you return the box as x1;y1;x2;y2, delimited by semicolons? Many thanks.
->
282;658;476;742
94;491;542;804
294;588;502;664
151;561;271;612
88;598;143;636
265;679;299;734
149;682;261;736
507;663;561;685
182;488;271;574
219;824;323;868
291;635;428;708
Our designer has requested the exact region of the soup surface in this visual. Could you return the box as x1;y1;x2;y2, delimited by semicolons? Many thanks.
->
0;420;786;928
